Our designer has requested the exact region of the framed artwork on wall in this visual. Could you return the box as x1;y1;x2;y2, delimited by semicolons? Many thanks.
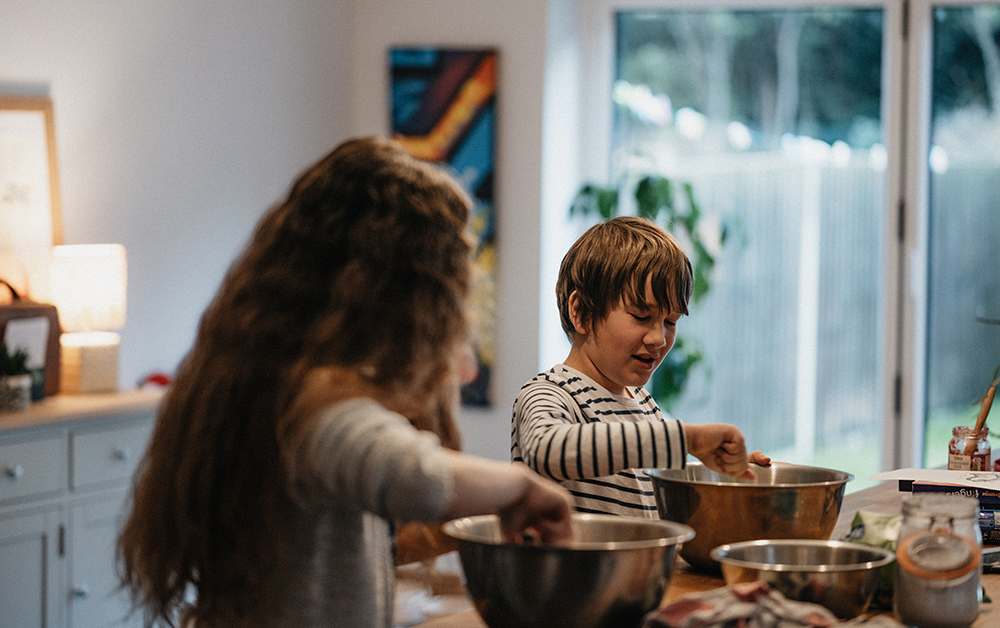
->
0;96;63;396
0;96;63;300
389;47;497;407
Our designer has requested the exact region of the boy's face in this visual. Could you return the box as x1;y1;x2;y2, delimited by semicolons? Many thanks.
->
565;277;681;397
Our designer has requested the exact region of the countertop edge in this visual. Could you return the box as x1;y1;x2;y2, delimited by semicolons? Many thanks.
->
0;388;166;432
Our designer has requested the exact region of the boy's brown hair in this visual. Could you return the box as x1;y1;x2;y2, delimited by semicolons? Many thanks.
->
557;216;693;340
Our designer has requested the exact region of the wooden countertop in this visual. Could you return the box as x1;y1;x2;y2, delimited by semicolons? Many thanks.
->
413;480;999;628
0;388;164;431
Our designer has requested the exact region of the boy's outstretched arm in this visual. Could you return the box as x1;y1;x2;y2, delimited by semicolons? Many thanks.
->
684;424;768;479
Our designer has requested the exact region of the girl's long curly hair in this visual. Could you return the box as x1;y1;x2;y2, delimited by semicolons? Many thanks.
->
117;138;473;627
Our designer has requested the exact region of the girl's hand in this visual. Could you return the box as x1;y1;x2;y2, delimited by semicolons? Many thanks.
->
499;466;574;545
442;456;574;545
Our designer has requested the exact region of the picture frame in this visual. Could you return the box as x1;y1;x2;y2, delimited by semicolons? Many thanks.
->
0;96;63;299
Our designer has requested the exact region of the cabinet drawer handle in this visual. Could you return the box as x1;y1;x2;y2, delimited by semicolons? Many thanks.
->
72;584;90;599
113;447;132;462
4;465;24;480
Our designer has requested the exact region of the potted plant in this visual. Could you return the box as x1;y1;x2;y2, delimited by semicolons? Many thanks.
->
0;345;32;412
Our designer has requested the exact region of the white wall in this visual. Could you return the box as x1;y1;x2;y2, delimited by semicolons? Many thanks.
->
540;0;589;373
1;0;351;389
349;0;580;461
3;0;582;463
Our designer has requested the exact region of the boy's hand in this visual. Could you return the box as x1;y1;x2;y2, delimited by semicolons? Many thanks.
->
685;423;758;479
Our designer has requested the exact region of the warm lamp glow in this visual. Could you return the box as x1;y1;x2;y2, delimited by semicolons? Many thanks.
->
50;244;127;332
50;244;127;394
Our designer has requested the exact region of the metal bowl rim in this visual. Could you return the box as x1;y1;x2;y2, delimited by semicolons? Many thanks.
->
442;513;696;551
643;462;854;488
709;539;896;572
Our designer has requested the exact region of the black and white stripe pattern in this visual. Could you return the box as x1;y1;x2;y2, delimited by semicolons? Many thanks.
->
511;364;686;518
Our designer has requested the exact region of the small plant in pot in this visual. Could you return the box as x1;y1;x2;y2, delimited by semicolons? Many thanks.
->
0;345;32;412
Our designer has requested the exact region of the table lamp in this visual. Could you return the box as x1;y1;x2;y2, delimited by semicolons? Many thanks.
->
49;244;127;393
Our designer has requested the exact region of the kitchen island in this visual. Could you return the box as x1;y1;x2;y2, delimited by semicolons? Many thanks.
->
412;479;999;627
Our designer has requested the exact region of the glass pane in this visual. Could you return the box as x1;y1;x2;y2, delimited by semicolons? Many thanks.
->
613;8;886;490
924;5;1000;469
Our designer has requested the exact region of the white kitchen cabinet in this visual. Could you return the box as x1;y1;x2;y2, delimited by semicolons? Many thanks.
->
0;391;161;628
67;490;140;628
0;504;61;628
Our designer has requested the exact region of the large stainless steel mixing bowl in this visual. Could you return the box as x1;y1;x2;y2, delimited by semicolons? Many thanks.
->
645;462;852;571
710;539;895;618
441;513;695;628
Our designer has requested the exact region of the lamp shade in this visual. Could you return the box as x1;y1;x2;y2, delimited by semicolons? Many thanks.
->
50;244;127;333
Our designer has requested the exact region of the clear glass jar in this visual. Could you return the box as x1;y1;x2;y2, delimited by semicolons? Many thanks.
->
894;494;982;628
948;426;991;471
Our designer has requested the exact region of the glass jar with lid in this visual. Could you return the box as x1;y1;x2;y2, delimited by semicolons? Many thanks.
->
894;493;981;628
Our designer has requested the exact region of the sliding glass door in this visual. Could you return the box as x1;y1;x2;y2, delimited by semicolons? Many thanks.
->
579;0;1000;489
919;2;1000;467
608;5;889;489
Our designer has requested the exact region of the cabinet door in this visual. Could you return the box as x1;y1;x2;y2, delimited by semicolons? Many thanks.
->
67;490;140;628
0;505;61;628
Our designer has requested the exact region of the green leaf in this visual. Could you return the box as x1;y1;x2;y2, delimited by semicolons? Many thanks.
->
569;184;596;217
634;176;673;221
571;184;621;220
693;240;714;270
675;182;698;234
0;345;29;376
654;335;704;412
596;188;620;220
692;267;711;305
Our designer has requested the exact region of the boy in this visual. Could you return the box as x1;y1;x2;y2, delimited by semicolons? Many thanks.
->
511;216;767;517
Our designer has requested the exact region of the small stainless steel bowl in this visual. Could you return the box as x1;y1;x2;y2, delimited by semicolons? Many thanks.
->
710;539;895;618
645;462;852;570
442;513;695;628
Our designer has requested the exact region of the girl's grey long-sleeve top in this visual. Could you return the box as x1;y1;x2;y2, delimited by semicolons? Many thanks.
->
254;397;452;628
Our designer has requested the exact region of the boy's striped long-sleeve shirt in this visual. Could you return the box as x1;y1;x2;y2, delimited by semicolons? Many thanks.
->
511;364;687;518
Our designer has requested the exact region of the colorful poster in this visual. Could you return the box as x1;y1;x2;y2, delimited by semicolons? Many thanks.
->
389;47;497;406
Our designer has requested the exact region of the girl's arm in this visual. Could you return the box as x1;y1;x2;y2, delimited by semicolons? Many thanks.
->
297;398;573;543
441;453;574;543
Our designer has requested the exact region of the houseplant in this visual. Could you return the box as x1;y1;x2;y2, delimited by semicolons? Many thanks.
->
0;344;31;412
570;174;737;410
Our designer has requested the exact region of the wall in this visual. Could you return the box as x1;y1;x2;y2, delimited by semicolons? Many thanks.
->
1;0;351;390
348;0;582;461
2;0;582;463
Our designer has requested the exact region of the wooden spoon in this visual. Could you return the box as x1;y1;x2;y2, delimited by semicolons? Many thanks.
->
963;377;1000;455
